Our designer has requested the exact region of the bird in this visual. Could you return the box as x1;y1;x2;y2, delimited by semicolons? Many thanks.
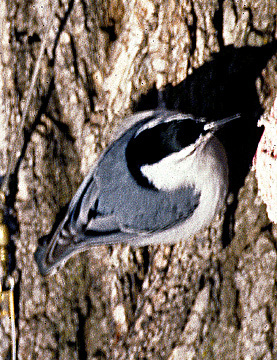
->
35;110;239;275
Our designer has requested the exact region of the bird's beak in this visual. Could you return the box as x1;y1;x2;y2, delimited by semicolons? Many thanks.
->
203;114;240;132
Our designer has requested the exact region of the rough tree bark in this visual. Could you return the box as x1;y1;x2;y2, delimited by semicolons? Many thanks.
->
0;0;277;359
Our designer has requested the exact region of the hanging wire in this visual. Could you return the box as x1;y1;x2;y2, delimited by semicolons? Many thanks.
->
8;277;16;360
0;1;59;359
0;0;58;196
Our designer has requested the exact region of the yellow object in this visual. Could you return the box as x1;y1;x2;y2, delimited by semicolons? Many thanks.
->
0;222;9;247
0;212;9;272
0;190;6;206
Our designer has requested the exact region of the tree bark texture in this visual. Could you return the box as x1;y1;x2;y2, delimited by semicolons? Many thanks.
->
0;0;277;359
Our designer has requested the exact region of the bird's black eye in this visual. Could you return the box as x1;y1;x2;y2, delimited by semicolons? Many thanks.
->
175;120;205;148
125;117;204;187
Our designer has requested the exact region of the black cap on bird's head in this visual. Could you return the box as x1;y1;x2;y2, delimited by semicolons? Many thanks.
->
125;112;240;190
127;112;240;167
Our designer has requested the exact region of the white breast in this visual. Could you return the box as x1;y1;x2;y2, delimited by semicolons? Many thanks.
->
137;136;229;246
141;143;198;191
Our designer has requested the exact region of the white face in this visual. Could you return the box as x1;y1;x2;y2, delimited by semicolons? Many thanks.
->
140;134;211;191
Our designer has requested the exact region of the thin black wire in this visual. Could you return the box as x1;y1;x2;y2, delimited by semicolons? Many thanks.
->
0;0;59;196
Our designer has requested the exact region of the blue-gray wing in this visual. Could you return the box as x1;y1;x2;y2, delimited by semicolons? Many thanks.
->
91;142;199;234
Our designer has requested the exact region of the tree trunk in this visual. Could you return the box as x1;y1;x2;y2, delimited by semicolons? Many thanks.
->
0;0;277;359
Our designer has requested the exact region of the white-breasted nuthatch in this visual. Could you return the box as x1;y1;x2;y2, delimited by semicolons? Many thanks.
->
35;110;239;275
